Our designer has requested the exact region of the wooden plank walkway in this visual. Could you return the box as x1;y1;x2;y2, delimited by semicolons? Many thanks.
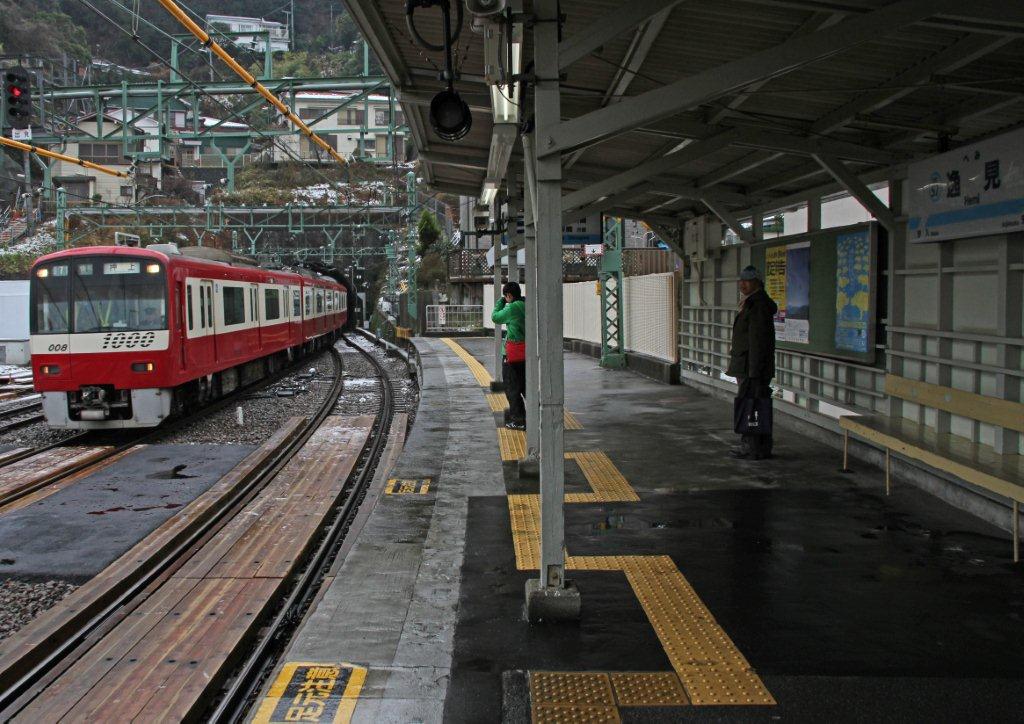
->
0;446;114;503
14;415;373;722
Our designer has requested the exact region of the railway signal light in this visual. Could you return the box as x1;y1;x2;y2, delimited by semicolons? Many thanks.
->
4;67;33;130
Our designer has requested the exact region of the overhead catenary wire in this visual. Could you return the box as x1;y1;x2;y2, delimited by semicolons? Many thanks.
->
64;0;455;257
0;137;128;178
154;0;349;166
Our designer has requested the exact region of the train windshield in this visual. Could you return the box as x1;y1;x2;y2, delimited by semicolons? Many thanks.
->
31;256;168;334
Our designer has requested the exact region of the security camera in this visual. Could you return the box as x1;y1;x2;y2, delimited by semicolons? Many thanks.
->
465;0;506;15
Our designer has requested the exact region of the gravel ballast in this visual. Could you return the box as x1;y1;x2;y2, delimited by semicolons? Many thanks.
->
0;578;78;641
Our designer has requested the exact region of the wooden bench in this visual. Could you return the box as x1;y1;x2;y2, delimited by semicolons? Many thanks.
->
840;375;1024;561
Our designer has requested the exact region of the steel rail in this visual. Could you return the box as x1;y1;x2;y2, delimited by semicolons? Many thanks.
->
0;344;347;716
212;333;396;722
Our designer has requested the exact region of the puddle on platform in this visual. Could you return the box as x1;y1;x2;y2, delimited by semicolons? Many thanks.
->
146;464;197;480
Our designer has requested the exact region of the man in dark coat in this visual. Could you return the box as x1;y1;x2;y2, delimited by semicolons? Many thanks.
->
727;265;778;459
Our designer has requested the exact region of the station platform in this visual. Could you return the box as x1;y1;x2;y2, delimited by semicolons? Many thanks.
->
261;337;1024;723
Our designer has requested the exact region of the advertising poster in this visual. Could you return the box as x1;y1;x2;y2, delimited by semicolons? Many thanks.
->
835;229;872;353
765;242;810;344
765;245;787;338
907;126;1024;242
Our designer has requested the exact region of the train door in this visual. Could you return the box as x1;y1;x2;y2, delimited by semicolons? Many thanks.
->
201;280;216;362
176;281;187;370
249;283;260;350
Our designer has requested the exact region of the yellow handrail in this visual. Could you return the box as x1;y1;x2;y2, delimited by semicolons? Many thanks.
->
156;0;348;166
0;136;129;178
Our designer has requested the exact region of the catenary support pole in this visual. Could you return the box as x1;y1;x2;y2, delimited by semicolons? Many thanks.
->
521;135;541;463
525;0;580;621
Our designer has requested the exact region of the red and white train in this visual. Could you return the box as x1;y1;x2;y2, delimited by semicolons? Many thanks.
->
29;244;349;429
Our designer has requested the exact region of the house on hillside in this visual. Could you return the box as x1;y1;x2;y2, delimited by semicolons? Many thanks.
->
50;109;167;204
273;91;409;164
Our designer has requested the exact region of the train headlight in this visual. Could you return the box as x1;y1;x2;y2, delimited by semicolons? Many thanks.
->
35;268;48;278
145;264;161;274
131;362;155;373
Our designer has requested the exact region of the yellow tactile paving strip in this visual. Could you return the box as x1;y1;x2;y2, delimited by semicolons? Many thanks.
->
498;428;528;461
610;672;689;706
441;336;774;713
564;411;583;430
441;337;493;386
565;452;639;503
486;393;509;412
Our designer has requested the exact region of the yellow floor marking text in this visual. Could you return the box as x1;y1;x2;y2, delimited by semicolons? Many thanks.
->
253;662;367;724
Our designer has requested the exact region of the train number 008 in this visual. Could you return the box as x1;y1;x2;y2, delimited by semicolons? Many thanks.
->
47;343;68;352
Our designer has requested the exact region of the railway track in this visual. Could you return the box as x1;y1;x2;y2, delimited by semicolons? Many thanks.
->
0;400;44;435
0;335;401;721
0;342;343;509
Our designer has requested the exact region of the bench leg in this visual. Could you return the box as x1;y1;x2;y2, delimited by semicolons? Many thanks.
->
885;449;891;496
1014;500;1020;564
842;431;849;472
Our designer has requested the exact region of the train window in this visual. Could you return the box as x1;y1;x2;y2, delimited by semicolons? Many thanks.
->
264;289;281;321
205;287;212;328
70;258;166;333
30;262;71;334
326;292;333;312
316;289;324;314
187;286;194;331
292;290;301;318
223;286;245;326
304;289;312;317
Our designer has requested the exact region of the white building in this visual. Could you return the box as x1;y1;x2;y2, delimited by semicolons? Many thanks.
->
205;15;290;52
274;91;408;163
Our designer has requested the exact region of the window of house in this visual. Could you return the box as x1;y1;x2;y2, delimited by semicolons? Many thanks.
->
374;108;389;126
299;106;330;121
339;108;365;126
78;143;122;164
264;288;280;321
223;286;245;325
361;137;377;153
120;186;133;198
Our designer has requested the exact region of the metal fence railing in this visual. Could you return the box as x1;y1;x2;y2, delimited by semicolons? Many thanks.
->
426;304;485;332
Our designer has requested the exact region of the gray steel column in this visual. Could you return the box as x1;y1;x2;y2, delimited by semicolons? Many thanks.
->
492;200;505;382
525;0;579;621
522;137;541;455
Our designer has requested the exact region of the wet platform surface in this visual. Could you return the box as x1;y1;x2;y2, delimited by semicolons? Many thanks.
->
261;337;1024;723
445;337;1024;722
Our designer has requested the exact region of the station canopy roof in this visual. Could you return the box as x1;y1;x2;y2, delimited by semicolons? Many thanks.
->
345;0;1024;229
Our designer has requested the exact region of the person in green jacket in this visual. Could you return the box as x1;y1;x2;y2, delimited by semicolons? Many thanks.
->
492;281;526;429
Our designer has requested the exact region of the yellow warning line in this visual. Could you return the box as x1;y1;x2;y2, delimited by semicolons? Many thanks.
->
487;393;509;412
441;338;493;387
440;333;773;710
565;451;639;503
252;661;367;724
498;428;527;461
564;411;584;430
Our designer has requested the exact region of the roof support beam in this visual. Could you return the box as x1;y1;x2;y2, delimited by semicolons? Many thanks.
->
812;153;896;233
697;151;782;188
558;0;686;70
809;34;1012;136
540;0;962;156
702;198;752;243
740;0;1024;37
560;129;743;212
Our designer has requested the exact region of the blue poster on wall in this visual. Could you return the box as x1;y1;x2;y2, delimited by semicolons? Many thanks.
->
835;230;872;353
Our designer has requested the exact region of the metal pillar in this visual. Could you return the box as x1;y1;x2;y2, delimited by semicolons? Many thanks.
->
22;152;34;234
599;216;627;368
521;136;540;458
406;171;418;327
55;187;66;249
492;203;505;383
525;0;579;621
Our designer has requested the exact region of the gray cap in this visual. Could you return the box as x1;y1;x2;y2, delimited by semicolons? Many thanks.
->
739;265;761;281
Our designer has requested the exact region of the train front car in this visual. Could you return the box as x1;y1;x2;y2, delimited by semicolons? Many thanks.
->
30;247;175;429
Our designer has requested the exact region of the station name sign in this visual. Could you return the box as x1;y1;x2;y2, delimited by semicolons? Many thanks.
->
907;127;1024;243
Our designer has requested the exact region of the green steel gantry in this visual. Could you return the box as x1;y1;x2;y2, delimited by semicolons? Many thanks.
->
599;215;627;369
